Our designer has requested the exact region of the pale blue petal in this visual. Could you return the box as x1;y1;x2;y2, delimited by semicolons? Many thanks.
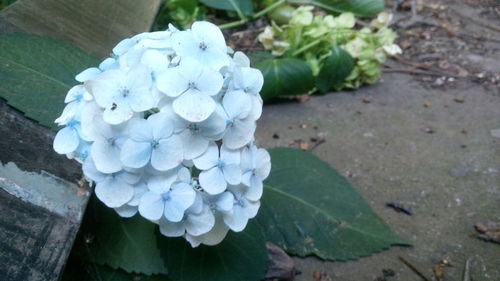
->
222;90;251;119
171;182;196;210
115;205;138;218
186;214;227;246
159;218;185;237
256;149;271;180
127;118;153;142
223;118;256;149
103;102;134;125
53;126;79;154
147;169;178;194
245;177;263;201
185;205;216;236
179;130;209;160
82;158;106;182
173;90;216;122
200;111;226;139
151;135;183;171
164;200;185;222
216;192;234;213
156;68;187;97
120;139;152;168
220;145;240;165
91;140;122;173
148;112;174;140
141;49;169;73
223;204;247;232
96;177;134;208
196;68;224;96
138;191;164;221
193;142;218;170
76;68;101;82
222;164;241;185
244;198;260;219
199;167;226;195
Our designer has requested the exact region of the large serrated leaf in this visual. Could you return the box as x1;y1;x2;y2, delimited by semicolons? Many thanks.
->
75;196;168;276
0;33;98;129
316;46;355;93
156;221;268;281
258;148;409;260
255;57;314;100
290;0;384;17
199;0;253;16
62;260;170;281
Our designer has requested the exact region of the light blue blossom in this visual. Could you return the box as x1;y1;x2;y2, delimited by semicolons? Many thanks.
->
171;21;230;70
156;58;223;122
120;113;183;171
240;144;271;201
193;143;241;195
223;185;260;232
220;90;256;149
85;65;154;125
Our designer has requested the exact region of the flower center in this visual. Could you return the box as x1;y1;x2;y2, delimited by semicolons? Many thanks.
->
106;137;116;146
226;119;234;127
216;160;225;169
162;192;171;201
151;139;159;148
235;198;245;207
188;123;200;132
119;86;130;97
187;81;197;89
199;42;208;51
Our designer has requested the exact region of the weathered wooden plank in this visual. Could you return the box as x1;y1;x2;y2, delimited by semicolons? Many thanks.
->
0;0;161;58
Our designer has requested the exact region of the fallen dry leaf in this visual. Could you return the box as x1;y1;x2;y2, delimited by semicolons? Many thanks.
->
265;242;296;281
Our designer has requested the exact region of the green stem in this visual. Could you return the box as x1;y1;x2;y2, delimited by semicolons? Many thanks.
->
292;39;322;56
219;0;286;30
254;0;286;18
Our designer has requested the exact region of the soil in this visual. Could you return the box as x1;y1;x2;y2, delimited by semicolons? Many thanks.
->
252;0;499;280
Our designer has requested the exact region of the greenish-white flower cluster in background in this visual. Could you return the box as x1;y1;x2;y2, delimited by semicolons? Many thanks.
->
259;8;402;90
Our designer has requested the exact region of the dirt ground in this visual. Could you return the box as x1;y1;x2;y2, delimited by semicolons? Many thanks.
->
255;0;499;280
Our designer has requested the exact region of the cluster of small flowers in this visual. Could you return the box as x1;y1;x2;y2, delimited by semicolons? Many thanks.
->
52;21;271;247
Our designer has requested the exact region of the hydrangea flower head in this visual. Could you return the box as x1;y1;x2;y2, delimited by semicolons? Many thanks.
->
53;21;270;247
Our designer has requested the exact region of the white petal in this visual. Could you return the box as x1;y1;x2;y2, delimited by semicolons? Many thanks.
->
243;198;260;219
141;49;169;73
199;167;226;195
127;118;153;142
96;177;134;208
156;68;187;97
246;177;263;201
220;145;240;165
196;68;224;96
185;205;215;236
256;149;271;180
222;90;251;119
200;111;226;139
115;205;138;218
138;192;164;221
223;119;256;149
193;142;219;170
173;90;216;122
53;126;79;154
148;112;174;140
216;192;234;212
186;214;227;246
91;140;122;173
113;38;135;55
222;164;241;185
82;158;106;182
223;204;248;232
147;169;178;194
233;51;250;67
120;140;152;168
103;102;134;125
234;67;264;95
159;218;185;237
164;200;186;222
192;21;227;51
170;182;196;210
179;130;209;160
151;135;183;171
85;69;123;108
76;68;101;82
128;183;148;206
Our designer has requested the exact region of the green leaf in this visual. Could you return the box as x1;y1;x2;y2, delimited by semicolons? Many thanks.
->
0;33;98;130
62;260;170;281
316;46;355;93
291;0;384;17
199;0;253;16
255;58;314;100
258;148;409;260
75;196;168;275
156;221;268;281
